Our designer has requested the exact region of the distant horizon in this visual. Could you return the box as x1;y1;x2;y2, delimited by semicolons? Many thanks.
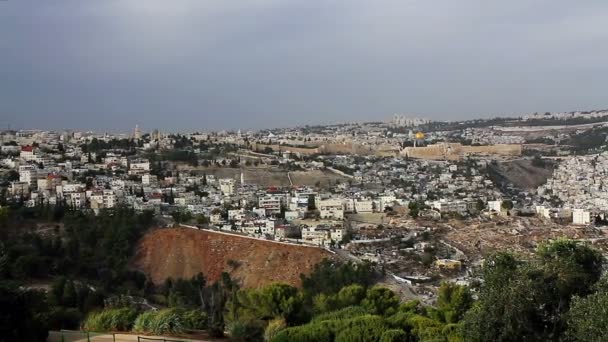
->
3;106;608;135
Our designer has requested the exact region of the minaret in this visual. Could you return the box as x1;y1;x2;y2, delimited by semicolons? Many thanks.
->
240;172;245;185
134;125;141;140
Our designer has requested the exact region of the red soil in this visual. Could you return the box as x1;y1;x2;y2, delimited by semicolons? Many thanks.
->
132;228;332;288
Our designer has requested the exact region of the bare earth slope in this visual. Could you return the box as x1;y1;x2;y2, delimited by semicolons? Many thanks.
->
132;228;331;288
488;159;555;190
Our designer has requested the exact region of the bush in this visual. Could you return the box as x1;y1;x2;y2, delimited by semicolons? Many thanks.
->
312;306;368;322
361;286;400;316
272;323;333;342
182;310;207;330
228;319;265;342
132;308;185;335
83;308;138;332
273;315;386;342
380;329;408;342
333;315;387;342
132;311;156;333
264;318;286;341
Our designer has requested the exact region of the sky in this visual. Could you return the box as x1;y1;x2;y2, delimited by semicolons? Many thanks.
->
1;0;608;132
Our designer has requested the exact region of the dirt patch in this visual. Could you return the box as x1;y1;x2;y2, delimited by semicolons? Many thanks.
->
175;166;347;188
488;159;555;190
289;169;348;187
132;228;332;288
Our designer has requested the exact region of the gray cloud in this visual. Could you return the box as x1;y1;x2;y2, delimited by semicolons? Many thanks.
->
1;0;607;131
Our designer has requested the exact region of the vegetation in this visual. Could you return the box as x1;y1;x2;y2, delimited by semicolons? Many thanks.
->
83;307;138;332
223;239;605;342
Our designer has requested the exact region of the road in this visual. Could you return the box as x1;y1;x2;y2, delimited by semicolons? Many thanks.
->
48;331;211;342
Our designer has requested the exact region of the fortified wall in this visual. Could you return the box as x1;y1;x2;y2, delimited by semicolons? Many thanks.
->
400;143;522;160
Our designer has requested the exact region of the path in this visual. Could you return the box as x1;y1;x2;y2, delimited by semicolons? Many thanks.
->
48;331;211;342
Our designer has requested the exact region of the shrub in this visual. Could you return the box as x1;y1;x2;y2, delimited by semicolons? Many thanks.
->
272;323;333;342
148;309;185;335
182;310;207;330
380;329;408;342
361;286;400;316
333;315;387;342
312;306;368;322
228;319;265;342
83;308;138;332
133;308;197;335
132;310;156;333
264;318;286;341
386;311;414;331
273;315;386;342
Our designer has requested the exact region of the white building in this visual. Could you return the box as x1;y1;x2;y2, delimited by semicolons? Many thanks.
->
487;200;502;212
355;200;374;213
536;206;551;219
318;198;344;220
142;174;158;186
219;178;235;195
432;199;467;214
129;159;150;174
19;165;37;186
572;209;591;225
259;194;284;215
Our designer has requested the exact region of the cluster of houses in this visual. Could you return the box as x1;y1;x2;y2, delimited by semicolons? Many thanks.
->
3;124;606;254
535;152;608;225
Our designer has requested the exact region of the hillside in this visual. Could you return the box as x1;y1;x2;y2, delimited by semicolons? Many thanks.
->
132;228;332;288
488;159;555;190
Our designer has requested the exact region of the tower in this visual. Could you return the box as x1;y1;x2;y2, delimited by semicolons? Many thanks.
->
134;125;141;140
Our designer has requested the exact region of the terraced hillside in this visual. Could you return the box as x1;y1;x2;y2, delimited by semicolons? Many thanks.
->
132;228;332;288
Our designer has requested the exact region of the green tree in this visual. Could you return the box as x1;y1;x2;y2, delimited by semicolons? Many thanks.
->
501;200;514;211
361;286;400;316
567;276;608;341
307;195;316;210
408;201;419;218
336;284;366;308
435;282;473;323
463;240;603;342
233;283;303;324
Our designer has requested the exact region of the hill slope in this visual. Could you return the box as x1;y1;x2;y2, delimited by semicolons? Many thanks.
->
132;228;332;288
488;159;555;190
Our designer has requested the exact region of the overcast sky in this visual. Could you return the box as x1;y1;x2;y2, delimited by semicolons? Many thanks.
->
2;0;608;132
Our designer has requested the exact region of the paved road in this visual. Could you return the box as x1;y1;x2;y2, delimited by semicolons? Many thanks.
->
48;331;210;342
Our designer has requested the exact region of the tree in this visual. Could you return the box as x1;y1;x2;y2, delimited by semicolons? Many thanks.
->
435;282;472;323
0;284;49;341
307;195;316;211
408;201;419;218
501;200;514;211
232;283;303;324
463;252;544;341
464;240;603;341
196;214;209;225
475;199;485;212
336;284;366;308
301;260;375;297
567;276;608;341
361;286;400;316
